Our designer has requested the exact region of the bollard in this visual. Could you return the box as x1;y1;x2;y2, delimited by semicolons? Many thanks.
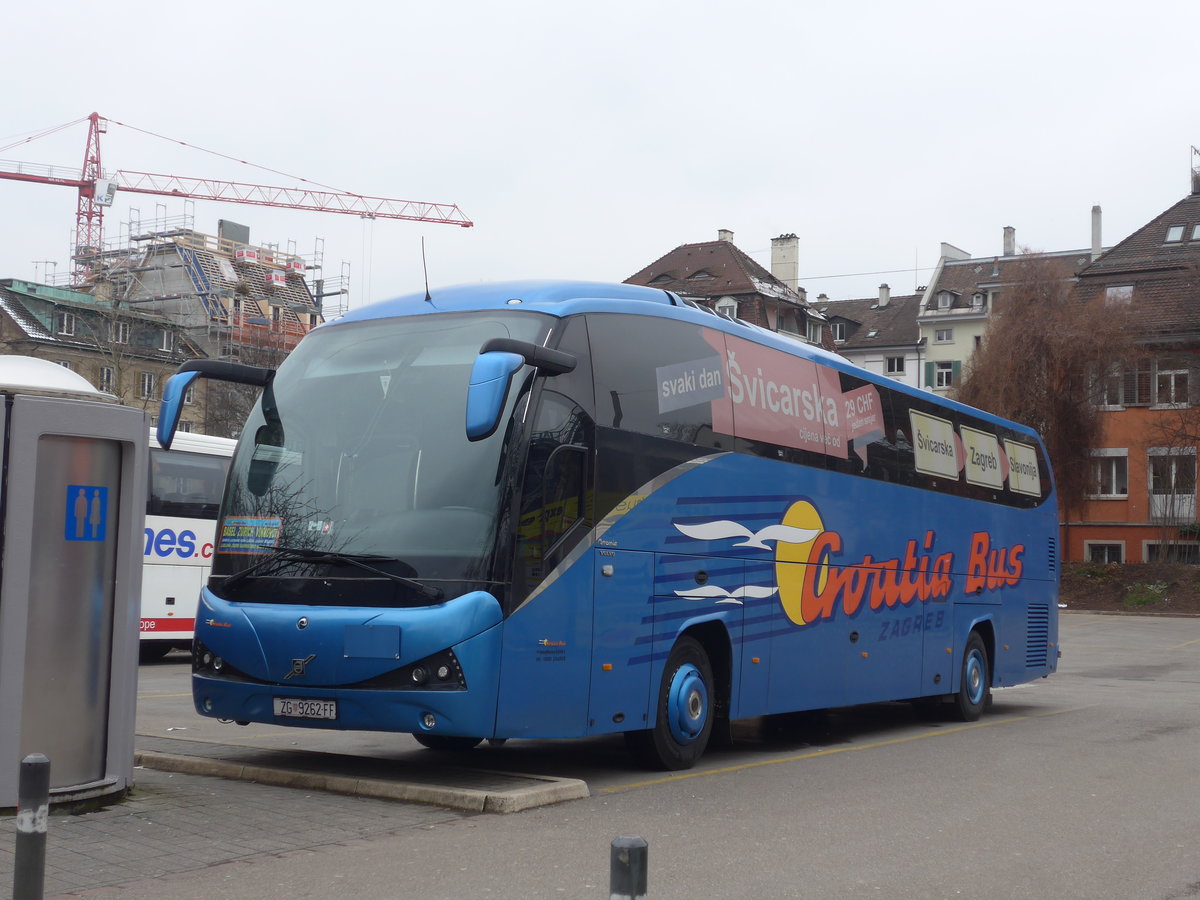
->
609;833;648;899
13;753;50;900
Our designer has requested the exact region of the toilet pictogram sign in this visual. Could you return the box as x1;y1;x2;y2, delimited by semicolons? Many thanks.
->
65;485;108;542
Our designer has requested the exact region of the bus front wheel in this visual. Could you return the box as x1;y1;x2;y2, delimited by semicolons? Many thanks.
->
627;636;714;771
953;631;991;722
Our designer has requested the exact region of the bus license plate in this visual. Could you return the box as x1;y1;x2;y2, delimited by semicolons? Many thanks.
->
273;697;337;720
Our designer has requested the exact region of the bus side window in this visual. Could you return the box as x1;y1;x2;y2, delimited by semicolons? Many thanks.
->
588;314;728;450
518;390;595;581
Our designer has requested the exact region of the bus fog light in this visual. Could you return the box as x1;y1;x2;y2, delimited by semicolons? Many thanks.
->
436;665;450;680
422;713;436;729
203;697;213;712
212;656;224;672
411;665;428;685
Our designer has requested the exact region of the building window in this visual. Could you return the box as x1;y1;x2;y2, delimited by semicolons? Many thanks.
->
937;291;954;309
272;305;283;324
935;361;954;388
1145;542;1200;563
1154;357;1190;406
177;421;194;433
806;320;822;343
886;356;905;375
935;328;953;343
112;321;130;344
1100;358;1152;406
1149;450;1197;524
832;322;846;343
715;297;737;318
309;313;319;327
1085;542;1124;564
57;360;73;371
1192;224;1200;241
57;312;75;336
160;329;173;352
1089;452;1128;497
184;384;195;405
1165;225;1186;243
1105;285;1133;306
971;292;985;309
139;372;156;400
99;366;114;393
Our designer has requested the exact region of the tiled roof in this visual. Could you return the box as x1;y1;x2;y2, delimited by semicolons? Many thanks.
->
0;284;53;340
927;249;1089;311
820;293;921;349
1079;193;1200;277
625;239;808;307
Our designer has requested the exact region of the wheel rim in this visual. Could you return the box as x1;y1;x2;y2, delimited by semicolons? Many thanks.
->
964;649;985;706
666;662;708;745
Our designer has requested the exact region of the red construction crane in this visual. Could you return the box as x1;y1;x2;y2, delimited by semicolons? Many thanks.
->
0;112;473;279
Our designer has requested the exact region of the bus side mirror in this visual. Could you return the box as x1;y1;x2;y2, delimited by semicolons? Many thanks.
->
156;359;275;450
466;351;525;442
157;371;202;450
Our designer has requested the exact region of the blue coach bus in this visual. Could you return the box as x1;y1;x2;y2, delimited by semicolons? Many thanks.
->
157;280;1059;770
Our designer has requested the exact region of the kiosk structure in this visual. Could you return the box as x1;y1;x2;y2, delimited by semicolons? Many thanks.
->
0;357;147;807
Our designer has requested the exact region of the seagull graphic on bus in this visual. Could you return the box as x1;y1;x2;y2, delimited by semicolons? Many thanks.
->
672;499;1025;626
672;502;824;613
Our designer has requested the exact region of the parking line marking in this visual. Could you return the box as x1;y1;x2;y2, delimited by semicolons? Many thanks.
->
1168;637;1200;650
600;705;1094;793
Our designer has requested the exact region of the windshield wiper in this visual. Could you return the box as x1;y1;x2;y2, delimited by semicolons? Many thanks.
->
218;548;444;600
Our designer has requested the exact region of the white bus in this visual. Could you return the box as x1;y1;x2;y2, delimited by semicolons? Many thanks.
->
141;430;235;661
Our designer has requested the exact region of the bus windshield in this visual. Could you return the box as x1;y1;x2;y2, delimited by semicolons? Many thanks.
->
211;311;552;601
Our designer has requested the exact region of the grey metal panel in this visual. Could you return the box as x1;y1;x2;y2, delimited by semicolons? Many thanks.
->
21;435;122;785
0;394;147;807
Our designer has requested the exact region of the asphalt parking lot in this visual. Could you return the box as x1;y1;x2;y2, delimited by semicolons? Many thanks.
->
3;612;1198;899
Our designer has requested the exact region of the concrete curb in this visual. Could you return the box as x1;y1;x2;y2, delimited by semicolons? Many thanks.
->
134;749;590;813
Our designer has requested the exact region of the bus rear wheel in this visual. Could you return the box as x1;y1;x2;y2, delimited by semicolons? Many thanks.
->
627;636;714;771
953;632;991;722
412;734;483;751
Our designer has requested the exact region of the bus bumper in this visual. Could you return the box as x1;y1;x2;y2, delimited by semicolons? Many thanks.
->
191;588;504;738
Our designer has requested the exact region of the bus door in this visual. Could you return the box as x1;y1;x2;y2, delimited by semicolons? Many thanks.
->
588;549;653;735
497;349;599;738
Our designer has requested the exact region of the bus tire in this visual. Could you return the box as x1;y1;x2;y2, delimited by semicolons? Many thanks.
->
412;734;483;751
954;631;990;722
627;636;714;771
138;642;172;663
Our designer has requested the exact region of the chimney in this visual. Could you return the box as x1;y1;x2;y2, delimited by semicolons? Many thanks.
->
1091;205;1103;260
718;229;734;243
770;232;799;291
1003;226;1015;257
878;283;890;307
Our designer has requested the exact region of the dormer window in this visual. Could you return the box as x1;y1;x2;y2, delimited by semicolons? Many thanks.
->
936;291;955;310
832;322;846;343
1191;225;1200;241
689;270;715;280
971;292;985;309
1166;225;1186;243
715;296;737;317
650;274;674;284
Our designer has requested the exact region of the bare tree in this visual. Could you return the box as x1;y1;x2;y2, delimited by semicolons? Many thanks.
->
957;253;1138;518
204;324;293;439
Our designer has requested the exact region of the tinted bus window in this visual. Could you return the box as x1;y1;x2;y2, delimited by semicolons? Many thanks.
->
589;314;730;450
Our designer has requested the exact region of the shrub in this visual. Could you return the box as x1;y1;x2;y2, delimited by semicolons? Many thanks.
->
1124;581;1169;608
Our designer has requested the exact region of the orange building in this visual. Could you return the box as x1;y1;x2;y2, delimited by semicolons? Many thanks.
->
1066;186;1200;563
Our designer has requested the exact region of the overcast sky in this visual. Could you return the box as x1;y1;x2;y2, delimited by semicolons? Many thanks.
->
2;0;1197;311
